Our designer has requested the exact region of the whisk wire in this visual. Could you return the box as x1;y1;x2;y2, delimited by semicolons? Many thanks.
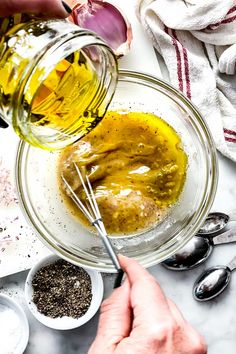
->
84;173;107;235
61;175;93;224
62;164;124;286
86;174;102;219
74;163;97;218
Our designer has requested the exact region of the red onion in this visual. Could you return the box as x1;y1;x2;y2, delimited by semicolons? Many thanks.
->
69;0;133;57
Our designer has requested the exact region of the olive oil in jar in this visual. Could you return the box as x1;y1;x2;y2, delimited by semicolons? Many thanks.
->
0;14;117;149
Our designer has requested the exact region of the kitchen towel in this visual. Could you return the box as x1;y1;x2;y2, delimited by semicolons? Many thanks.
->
137;0;236;162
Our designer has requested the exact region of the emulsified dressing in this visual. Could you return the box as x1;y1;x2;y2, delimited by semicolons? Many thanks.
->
58;111;187;235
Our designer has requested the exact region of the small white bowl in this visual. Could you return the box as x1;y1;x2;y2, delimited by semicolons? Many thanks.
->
25;254;104;330
0;293;29;353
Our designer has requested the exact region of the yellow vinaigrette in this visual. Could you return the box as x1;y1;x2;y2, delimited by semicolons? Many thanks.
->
58;111;188;235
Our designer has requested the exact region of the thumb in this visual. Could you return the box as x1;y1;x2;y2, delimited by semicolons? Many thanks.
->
0;0;72;18
88;279;131;354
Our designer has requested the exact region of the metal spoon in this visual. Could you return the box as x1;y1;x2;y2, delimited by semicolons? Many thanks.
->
162;227;236;271
193;255;236;301
198;211;236;236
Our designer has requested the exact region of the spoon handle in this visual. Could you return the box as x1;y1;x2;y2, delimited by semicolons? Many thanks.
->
212;227;236;245
227;256;236;271
229;212;236;222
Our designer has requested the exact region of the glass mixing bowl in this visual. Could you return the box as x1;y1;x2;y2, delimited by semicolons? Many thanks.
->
15;70;218;272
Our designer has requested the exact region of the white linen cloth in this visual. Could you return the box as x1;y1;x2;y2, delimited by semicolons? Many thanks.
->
137;0;236;162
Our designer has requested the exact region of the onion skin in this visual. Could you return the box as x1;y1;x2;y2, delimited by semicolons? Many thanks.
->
67;0;132;57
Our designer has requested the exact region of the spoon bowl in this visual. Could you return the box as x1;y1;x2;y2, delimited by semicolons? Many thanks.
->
162;228;236;271
162;236;212;271
193;266;231;301
198;211;236;235
193;255;236;301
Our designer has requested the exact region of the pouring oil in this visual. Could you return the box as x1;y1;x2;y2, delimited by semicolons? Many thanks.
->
0;14;118;149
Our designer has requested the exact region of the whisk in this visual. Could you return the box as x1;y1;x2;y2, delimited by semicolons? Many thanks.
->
62;163;124;288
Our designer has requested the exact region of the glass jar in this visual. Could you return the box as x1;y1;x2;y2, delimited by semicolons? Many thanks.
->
0;14;118;149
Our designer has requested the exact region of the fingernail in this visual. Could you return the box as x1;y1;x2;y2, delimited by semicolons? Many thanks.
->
0;117;9;128
61;1;72;14
118;254;127;260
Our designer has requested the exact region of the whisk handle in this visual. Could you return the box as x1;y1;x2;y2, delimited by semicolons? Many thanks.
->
114;269;124;288
94;222;121;270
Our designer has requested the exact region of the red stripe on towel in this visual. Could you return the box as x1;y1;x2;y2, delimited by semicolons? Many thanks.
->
224;128;236;137
183;48;191;99
207;14;236;30
227;6;236;15
206;6;236;29
164;25;183;92
172;30;192;100
225;136;236;143
222;14;236;24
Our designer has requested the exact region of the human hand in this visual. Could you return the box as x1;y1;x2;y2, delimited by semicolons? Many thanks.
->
89;255;206;354
0;0;72;18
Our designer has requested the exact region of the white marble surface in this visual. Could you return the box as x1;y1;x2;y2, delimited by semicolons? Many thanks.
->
1;153;236;354
1;1;236;353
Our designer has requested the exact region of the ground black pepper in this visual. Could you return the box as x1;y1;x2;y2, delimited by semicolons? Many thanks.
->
32;259;92;318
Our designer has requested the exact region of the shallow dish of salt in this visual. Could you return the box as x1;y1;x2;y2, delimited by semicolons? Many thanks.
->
0;293;29;354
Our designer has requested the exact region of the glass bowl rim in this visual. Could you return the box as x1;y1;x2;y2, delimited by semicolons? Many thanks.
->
15;69;219;271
